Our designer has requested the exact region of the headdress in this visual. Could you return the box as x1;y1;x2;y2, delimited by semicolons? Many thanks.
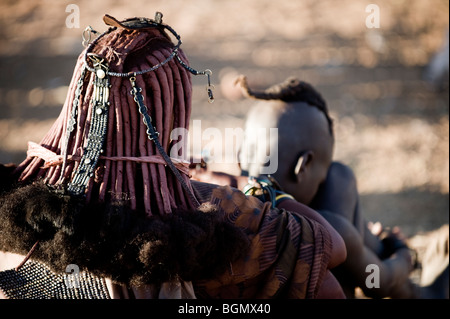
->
15;12;214;216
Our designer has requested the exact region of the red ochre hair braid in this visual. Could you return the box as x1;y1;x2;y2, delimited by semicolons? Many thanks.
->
14;25;197;216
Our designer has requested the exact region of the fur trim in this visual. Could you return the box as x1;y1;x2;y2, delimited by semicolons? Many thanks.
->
0;181;249;286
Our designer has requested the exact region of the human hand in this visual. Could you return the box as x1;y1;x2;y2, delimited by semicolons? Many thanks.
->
380;226;417;270
379;226;409;258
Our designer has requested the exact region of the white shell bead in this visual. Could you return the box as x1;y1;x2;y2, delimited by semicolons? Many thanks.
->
96;69;106;79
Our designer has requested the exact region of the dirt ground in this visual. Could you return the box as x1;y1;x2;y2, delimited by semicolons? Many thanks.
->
0;0;448;297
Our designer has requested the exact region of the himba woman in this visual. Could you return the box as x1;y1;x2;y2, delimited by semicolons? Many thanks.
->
0;13;345;299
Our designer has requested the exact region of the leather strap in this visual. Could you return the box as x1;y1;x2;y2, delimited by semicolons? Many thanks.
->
103;13;163;30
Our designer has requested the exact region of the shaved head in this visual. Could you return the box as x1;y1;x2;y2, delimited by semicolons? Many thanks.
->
239;99;334;205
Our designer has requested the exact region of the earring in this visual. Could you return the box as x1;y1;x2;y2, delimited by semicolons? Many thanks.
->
294;155;305;176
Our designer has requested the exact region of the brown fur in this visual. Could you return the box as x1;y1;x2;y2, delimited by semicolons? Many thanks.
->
0;180;250;286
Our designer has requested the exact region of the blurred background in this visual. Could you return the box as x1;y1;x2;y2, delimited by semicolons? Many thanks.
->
0;0;448;252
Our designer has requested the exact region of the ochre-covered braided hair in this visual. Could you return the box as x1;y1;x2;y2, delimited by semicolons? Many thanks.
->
14;18;197;216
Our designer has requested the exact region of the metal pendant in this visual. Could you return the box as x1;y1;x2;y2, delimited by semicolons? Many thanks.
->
67;58;110;196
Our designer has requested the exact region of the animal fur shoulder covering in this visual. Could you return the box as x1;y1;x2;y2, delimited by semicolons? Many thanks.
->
0;180;249;286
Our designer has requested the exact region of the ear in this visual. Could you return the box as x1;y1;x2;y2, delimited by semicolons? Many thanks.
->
294;151;314;181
